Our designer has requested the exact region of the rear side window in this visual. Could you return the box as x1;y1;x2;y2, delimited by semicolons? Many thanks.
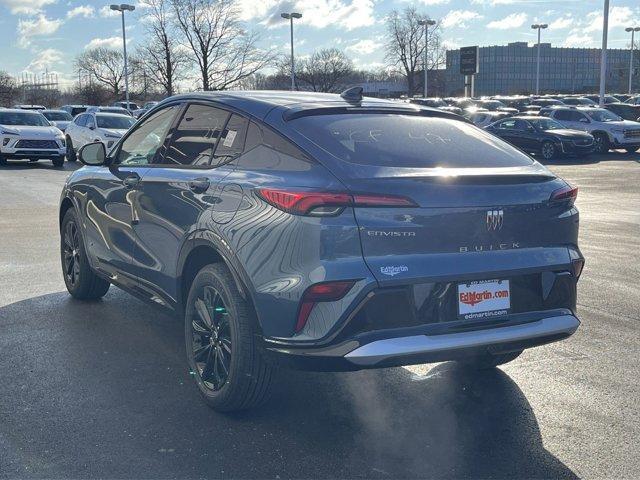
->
290;114;533;168
211;114;249;167
75;114;87;126
164;104;230;166
553;110;571;121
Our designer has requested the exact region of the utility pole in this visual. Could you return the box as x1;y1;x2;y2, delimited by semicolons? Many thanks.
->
110;4;136;107
281;12;302;91
626;27;640;94
418;19;436;98
599;0;610;106
531;23;548;95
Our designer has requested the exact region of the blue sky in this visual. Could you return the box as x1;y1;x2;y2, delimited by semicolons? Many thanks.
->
1;0;639;88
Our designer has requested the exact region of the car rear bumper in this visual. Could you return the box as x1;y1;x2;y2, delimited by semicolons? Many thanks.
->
264;310;580;371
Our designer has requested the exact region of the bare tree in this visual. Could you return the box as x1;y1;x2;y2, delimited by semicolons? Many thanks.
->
75;48;127;96
170;0;274;91
137;0;189;97
385;7;443;96
295;49;354;93
0;71;17;107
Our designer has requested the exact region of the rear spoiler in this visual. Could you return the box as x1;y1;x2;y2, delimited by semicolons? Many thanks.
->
283;105;470;124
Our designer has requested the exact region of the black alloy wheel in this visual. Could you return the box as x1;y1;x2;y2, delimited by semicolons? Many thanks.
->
190;285;233;391
62;219;81;288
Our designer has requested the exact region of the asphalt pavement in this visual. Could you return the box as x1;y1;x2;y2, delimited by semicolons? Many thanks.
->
0;152;638;479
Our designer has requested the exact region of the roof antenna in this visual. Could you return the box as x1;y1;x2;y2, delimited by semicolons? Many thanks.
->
340;86;363;104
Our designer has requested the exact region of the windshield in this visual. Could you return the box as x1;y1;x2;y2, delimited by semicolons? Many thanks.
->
42;111;72;121
0;111;51;126
530;118;565;131
585;109;622;122
425;99;446;107
96;115;135;129
290;113;533;169
100;108;130;115
534;99;562;106
481;101;506;110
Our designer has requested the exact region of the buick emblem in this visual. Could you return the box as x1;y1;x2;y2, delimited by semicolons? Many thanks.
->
486;210;504;231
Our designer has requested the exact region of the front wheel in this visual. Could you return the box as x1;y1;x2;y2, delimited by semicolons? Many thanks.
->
540;141;556;160
593;133;610;153
457;350;522;370
52;155;64;167
61;209;110;299
0;154;6;166
66;137;77;162
625;146;639;153
185;264;273;412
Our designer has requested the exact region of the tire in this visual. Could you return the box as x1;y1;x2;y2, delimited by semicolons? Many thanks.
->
52;155;64;167
60;209;110;300
0;154;6;166
540;141;556;160
457;350;522;370
185;263;273;412
625;147;639;153
593;132;610;154
66;136;77;162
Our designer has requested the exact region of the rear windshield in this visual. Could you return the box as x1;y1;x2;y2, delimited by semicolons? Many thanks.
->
290;114;533;168
0;111;50;126
96;115;135;129
43;111;72;121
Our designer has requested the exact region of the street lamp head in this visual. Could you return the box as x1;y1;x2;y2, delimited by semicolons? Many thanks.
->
110;4;121;11
418;19;436;26
540;24;548;29
281;12;301;19
291;12;302;19
531;24;539;29
121;4;135;11
281;13;290;19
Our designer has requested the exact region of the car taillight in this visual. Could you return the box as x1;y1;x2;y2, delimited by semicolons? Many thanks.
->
550;184;578;206
295;281;356;333
572;258;585;279
256;188;416;216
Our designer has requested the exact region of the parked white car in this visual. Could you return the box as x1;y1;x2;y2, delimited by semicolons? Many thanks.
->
41;109;74;132
548;106;640;153
64;112;135;161
0;109;66;167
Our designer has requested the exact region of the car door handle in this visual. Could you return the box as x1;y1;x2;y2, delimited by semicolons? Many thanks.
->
189;177;210;193
122;173;140;189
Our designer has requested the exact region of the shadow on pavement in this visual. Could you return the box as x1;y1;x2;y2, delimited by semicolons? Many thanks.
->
0;290;578;479
539;149;640;166
1;160;81;171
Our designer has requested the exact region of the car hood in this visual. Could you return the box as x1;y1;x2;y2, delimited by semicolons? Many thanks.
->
51;121;70;129
0;125;61;137
546;129;593;139
101;128;127;137
612;120;640;128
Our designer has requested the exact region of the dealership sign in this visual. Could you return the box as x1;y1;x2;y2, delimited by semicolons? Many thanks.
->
460;46;479;75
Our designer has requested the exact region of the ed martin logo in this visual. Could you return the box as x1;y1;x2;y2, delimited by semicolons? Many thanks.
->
380;265;408;276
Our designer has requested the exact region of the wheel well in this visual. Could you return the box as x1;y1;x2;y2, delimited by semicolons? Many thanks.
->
179;245;224;312
592;130;609;140
59;197;74;228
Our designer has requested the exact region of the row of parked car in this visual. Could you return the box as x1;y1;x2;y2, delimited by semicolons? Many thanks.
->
0;101;160;167
409;93;640;159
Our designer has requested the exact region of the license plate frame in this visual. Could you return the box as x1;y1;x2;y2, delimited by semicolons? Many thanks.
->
457;279;511;320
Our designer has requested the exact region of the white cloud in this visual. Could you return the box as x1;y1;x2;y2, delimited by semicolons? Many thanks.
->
416;0;450;5
564;32;595;48
99;5;121;18
0;0;55;15
487;12;527;30
236;0;279;21
263;0;375;31
17;14;63;48
67;5;95;19
441;10;482;29
345;39;382;55
85;36;125;49
25;48;63;71
583;7;640;34
548;16;573;30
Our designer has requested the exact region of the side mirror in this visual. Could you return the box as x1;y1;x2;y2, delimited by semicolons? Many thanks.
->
78;141;106;166
89;125;95;130
49;121;55;126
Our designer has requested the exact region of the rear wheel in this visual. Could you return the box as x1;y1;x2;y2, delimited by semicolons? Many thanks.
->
66;137;77;162
61;209;110;299
185;263;273;412
593;132;610;153
457;350;522;370
625;146;639;153
52;155;64;167
540;141;556;160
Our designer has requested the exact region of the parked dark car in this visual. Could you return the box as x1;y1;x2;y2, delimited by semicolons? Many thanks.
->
561;97;597;106
59;91;584;411
584;94;621;104
475;99;519;114
486;116;595;159
530;98;565;107
605;102;640;122
59;105;91;117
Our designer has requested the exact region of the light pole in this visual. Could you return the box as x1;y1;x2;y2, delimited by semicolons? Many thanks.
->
599;0;610;107
531;23;548;95
418;19;436;98
110;4;135;108
625;26;640;95
281;12;302;91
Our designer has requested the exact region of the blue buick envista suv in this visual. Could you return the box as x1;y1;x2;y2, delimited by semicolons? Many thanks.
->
59;90;584;411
